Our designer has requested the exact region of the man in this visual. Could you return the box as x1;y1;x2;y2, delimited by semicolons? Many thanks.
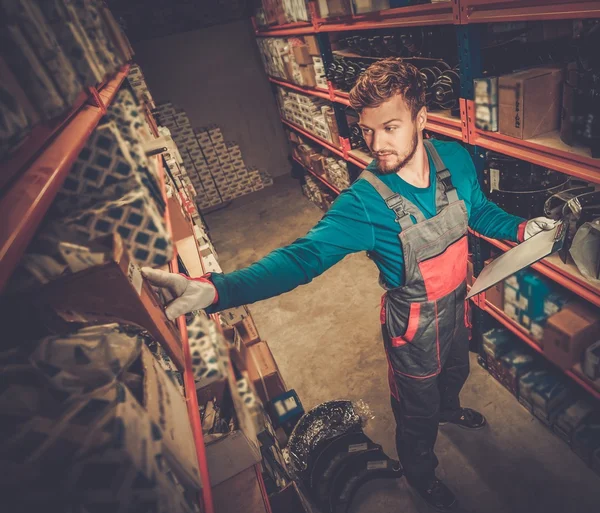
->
143;58;556;511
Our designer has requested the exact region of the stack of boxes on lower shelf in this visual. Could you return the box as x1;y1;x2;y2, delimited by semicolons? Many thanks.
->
153;103;271;211
479;261;600;389
482;327;600;475
257;35;327;89
276;86;340;145
290;131;351;191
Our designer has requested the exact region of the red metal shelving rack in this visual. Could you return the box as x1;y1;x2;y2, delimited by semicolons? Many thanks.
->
470;229;600;308
268;76;330;100
459;0;600;23
254;0;459;35
471;294;600;400
157;156;215;513
0;64;130;293
292;156;342;195
465;100;600;185
281;118;346;157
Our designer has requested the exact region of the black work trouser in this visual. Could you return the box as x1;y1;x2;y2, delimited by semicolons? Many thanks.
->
386;326;470;486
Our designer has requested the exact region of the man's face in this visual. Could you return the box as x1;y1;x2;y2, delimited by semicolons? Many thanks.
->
358;94;426;174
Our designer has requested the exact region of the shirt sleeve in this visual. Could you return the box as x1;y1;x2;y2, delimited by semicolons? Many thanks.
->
205;189;375;312
463;147;525;242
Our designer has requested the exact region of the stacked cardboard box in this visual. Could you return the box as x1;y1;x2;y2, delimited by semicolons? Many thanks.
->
256;36;325;89
153;102;271;211
277;87;338;144
128;63;156;109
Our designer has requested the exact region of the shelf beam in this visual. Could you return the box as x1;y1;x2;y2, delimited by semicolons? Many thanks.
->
281;118;345;157
460;0;600;23
470;229;600;308
158;156;215;513
0;65;130;293
293;156;341;195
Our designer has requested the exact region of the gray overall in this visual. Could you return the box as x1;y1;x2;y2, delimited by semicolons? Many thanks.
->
360;140;471;485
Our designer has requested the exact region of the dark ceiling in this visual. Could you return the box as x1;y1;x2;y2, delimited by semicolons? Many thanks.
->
107;0;255;42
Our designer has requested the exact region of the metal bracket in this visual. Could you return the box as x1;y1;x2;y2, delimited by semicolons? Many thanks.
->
87;86;106;114
340;136;351;159
308;1;321;31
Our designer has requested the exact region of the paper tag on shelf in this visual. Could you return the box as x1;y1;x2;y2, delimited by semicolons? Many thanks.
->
58;242;105;273
348;443;368;453
127;261;143;295
490;168;500;192
367;461;388;470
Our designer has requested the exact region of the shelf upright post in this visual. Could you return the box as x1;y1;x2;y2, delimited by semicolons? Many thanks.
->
456;24;482;103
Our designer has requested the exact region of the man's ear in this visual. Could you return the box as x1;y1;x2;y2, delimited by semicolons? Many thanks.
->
416;106;427;131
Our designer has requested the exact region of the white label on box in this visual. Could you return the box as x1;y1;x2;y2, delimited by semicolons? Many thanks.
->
505;275;519;288
504;286;518;305
274;401;287;417
519;295;529;310
531;322;544;341
348;443;368;453
490;168;500;192
367;461;388;470
505;303;519;321
127;261;143;295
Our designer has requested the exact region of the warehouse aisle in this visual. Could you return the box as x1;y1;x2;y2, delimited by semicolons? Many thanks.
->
205;175;600;513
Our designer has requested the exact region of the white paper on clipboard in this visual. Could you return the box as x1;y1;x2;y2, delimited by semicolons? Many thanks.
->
467;222;566;299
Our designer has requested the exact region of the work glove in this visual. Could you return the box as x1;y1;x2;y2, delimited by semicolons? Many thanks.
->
523;216;559;241
141;267;217;320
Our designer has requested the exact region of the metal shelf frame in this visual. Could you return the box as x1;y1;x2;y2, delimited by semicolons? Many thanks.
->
470;294;600;400
470;229;600;308
292;156;342;195
0;65;131;293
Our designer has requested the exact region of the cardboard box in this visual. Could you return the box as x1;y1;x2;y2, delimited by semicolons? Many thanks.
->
299;65;317;88
138;345;201;489
243;341;286;404
486;280;504;311
542;302;600;370
31;234;185;370
237;316;260;346
498;66;564;139
292;45;312;65
304;36;320;56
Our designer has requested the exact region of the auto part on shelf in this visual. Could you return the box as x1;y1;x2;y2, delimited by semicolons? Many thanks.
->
431;67;460;114
545;188;600;262
570;219;600;283
560;23;600;158
483;151;570;219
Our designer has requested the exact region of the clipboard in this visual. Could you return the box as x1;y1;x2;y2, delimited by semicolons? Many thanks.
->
466;222;567;299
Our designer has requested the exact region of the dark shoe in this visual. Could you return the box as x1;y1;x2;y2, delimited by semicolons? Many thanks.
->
409;477;458;511
439;407;487;429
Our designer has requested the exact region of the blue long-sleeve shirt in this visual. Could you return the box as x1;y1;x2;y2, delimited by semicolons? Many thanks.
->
206;140;524;313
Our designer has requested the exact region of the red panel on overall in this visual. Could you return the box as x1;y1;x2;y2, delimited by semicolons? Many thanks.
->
391;302;421;347
418;236;468;301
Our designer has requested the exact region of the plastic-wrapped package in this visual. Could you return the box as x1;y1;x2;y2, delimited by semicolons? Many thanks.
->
286;399;374;477
29;323;146;395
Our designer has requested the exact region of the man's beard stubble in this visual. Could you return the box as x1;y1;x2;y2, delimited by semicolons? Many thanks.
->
374;129;419;175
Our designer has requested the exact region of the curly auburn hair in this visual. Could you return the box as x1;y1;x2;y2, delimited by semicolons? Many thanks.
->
349;58;426;119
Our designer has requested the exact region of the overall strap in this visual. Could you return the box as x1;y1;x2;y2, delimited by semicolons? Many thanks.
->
359;170;425;230
424;139;459;205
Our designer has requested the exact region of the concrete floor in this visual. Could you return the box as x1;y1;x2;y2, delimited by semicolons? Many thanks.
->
205;174;600;513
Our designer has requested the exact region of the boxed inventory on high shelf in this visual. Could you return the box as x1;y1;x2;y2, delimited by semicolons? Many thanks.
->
253;0;600;476
0;4;303;513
